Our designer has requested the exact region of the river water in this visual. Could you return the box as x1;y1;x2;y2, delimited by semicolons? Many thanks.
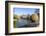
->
15;19;39;28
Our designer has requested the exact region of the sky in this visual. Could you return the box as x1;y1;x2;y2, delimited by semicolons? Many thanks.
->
13;8;39;15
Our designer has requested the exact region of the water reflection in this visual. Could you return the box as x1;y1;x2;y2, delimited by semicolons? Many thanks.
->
14;19;39;28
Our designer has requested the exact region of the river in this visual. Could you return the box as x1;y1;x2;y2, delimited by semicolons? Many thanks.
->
14;19;39;28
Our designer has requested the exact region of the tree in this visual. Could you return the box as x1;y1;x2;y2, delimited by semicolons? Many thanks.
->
13;14;18;19
30;14;39;22
35;9;39;13
27;14;30;20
